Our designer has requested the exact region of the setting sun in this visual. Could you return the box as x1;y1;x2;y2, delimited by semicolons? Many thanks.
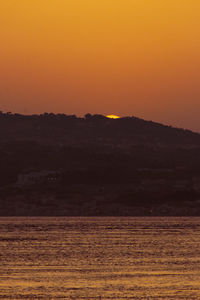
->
106;115;120;119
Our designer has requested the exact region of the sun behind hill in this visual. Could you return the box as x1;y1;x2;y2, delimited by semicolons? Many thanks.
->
106;115;120;119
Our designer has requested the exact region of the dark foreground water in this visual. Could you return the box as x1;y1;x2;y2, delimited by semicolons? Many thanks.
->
0;217;200;299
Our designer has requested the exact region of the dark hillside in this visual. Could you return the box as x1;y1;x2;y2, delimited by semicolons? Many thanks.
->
0;112;200;216
0;112;200;145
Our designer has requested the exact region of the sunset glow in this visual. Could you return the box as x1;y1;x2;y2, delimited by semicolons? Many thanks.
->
106;115;120;119
1;1;200;295
1;1;200;131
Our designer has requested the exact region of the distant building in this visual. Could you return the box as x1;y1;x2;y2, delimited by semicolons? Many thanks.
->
15;171;59;187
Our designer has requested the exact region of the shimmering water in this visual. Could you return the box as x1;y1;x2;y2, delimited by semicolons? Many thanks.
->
0;217;200;299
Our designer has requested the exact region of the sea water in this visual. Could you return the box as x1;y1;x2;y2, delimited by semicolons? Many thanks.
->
0;217;199;299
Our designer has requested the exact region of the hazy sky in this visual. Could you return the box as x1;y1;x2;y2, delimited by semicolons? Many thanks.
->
1;0;200;131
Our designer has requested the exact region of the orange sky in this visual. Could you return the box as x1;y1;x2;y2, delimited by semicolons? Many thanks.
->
1;0;200;131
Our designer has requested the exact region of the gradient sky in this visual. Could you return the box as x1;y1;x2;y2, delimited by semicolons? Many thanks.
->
1;1;200;131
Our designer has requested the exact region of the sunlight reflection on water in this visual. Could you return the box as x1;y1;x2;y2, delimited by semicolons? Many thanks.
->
0;217;200;299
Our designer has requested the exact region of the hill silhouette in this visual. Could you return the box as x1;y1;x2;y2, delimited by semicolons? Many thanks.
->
0;111;200;145
0;112;200;216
